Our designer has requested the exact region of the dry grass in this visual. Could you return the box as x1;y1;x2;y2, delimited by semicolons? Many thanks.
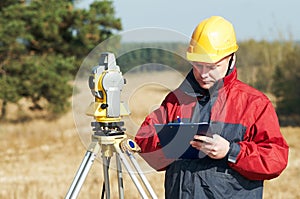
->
263;127;300;199
0;71;299;198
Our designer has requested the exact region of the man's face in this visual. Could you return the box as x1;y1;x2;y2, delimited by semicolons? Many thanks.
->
192;55;232;89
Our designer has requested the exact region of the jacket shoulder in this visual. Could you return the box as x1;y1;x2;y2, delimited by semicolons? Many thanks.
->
163;88;191;104
232;80;270;103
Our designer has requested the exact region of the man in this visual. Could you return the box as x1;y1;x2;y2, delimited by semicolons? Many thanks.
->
135;16;289;199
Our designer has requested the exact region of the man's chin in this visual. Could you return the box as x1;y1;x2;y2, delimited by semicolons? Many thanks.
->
199;83;213;90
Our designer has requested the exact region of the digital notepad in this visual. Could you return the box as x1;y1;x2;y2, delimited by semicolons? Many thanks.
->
154;122;209;159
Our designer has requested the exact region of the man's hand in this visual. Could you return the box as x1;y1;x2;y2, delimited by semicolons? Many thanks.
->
190;134;230;159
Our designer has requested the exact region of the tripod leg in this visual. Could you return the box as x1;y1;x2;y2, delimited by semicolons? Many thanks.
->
115;148;149;199
65;141;100;199
128;154;158;199
116;154;124;199
102;156;111;199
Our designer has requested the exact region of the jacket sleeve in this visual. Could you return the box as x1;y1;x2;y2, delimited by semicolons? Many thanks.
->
228;101;289;180
134;104;175;171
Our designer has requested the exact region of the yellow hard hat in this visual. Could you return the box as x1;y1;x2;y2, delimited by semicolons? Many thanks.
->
186;16;238;63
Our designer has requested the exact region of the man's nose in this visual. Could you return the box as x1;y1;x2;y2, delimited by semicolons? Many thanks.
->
197;66;210;77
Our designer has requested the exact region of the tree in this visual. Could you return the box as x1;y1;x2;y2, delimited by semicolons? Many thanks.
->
0;0;122;120
272;44;300;118
116;42;191;73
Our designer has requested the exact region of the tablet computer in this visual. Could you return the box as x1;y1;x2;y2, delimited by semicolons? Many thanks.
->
154;122;209;159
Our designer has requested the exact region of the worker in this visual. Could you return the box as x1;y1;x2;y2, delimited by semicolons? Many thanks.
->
135;16;289;198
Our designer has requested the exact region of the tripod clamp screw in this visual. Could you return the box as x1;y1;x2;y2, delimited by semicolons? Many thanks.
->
120;138;141;154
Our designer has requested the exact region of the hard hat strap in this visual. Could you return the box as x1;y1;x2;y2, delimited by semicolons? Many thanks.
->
225;53;235;76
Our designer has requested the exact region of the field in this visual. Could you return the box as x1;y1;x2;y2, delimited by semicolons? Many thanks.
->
0;71;299;198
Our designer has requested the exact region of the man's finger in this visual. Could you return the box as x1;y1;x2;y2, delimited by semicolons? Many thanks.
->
193;135;213;143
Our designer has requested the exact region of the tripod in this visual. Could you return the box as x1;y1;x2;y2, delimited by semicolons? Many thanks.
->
65;122;158;199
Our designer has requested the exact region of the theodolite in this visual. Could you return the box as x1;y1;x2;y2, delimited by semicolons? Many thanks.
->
65;52;157;199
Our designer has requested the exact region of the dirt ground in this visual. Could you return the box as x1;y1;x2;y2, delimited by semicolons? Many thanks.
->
0;71;299;198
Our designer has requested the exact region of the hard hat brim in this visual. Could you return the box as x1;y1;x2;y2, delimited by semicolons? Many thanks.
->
186;52;223;64
186;45;238;64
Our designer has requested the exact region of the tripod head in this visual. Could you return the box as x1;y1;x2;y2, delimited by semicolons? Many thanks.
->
86;52;130;135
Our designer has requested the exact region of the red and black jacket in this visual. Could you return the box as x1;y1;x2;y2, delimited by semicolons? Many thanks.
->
135;67;288;197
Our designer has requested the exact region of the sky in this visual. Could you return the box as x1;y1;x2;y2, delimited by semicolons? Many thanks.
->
76;0;300;42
